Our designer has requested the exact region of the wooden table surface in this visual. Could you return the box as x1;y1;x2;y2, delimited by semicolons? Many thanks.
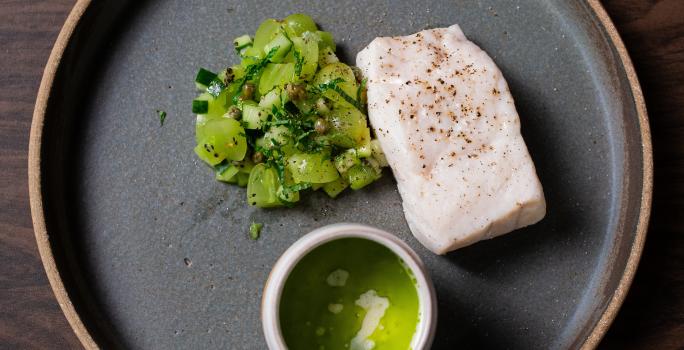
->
0;0;681;348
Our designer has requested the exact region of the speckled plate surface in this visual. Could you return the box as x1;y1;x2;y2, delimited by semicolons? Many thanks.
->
29;0;651;349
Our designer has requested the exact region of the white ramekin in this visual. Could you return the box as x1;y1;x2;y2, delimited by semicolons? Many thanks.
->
261;223;437;350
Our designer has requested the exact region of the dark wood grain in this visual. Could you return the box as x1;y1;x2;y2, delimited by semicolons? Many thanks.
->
0;1;82;349
600;0;684;349
0;0;681;349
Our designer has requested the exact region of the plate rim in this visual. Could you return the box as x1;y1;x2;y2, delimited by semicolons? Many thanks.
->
27;0;653;348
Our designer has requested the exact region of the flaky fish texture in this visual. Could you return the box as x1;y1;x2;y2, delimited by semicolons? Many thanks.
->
357;25;546;254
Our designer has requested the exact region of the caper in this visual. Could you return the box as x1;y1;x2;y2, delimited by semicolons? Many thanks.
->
285;83;306;101
351;66;364;83
252;151;264;164
315;98;330;114
222;67;235;85
314;118;329;134
240;82;255;100
226;105;241;119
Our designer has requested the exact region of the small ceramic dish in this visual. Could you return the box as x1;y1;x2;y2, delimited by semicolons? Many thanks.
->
261;223;437;350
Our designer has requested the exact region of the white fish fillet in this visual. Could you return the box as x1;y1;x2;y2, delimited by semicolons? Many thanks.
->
356;25;546;254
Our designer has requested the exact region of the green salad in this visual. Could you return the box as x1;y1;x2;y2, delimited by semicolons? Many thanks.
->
192;14;387;208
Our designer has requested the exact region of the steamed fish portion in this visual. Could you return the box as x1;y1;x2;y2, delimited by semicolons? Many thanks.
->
357;25;546;254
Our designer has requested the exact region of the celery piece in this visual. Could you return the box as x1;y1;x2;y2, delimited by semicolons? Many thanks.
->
334;149;360;174
284;13;318;37
347;163;381;190
287;153;339;184
247;164;282;207
259;63;296;95
322;176;349;198
263;32;292;63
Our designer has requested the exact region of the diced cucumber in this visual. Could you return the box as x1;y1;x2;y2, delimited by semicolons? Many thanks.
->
259;63;296;95
259;88;283;110
247;163;282;207
356;141;372;158
233;35;253;50
263;32;292;63
237;99;257;110
193;90;232;118
370;139;389;167
215;163;240;182
242;104;270;129
334;149;360;174
195;114;210;143
287;153;339;183
347;163;381;190
365;157;382;174
323;176;349;198
277;185;300;203
192;99;209;114
195;68;217;89
261;126;296;155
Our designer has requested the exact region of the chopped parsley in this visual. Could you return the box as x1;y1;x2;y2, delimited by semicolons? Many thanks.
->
157;110;167;126
294;50;304;77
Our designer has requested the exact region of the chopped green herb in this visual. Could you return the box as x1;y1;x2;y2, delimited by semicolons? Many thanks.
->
294;50;304;77
249;222;263;240
157;110;167;126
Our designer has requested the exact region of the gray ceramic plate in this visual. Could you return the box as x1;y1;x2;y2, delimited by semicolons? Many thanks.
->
29;0;652;349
